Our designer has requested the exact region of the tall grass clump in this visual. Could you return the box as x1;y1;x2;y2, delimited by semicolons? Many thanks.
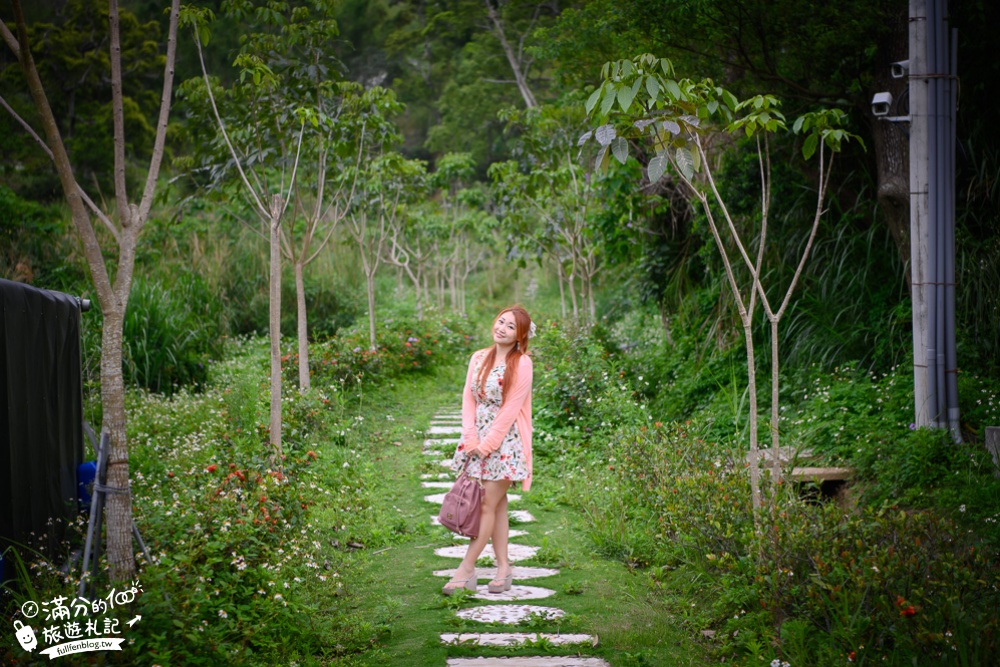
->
121;273;227;393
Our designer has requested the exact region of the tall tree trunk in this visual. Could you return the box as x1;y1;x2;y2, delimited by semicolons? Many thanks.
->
268;198;283;461
367;268;377;351
557;259;566;318
100;306;134;581
567;266;579;321
412;269;424;320
743;321;762;514
294;260;309;391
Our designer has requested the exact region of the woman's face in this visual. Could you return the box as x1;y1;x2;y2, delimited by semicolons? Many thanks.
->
492;311;518;346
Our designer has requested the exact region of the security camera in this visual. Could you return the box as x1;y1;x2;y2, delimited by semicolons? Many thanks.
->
871;91;893;117
891;60;910;79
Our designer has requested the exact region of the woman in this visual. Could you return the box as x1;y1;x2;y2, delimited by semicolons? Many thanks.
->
442;305;535;595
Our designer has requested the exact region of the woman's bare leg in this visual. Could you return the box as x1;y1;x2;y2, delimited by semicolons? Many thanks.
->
489;492;511;586
443;479;511;591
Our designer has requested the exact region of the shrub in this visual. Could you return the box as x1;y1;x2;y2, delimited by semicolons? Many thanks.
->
283;314;476;390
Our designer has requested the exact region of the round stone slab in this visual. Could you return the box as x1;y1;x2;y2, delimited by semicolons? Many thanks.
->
456;604;564;624
507;510;535;522
428;425;463;434
433;566;560;580
434;543;538;561
455;529;528;540
425;493;520;505
421;473;452;479
425;438;460;446
440;633;597;647
438;459;455;467
470;585;554;601
423;450;445;457
446;659;609;667
422;481;454;489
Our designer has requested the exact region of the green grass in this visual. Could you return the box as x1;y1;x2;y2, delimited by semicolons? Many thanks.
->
325;362;709;666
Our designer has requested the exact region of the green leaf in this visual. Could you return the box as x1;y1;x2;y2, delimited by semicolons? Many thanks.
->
647;153;668;183
707;100;719;116
617;83;636;113
802;132;819;160
721;90;739;111
595;144;611;172
611;136;629;164
645;76;660;102
600;84;618;117
675;146;695;179
662;119;681;135
595;124;616;146
577;130;593;146
585;88;602;116
792;116;805;133
665;79;682;100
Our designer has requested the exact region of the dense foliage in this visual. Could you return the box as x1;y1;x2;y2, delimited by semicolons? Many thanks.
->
2;0;999;664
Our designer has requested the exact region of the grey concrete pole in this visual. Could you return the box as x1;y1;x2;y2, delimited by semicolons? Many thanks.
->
909;0;932;427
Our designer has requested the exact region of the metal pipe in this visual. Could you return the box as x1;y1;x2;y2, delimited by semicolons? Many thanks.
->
934;0;947;427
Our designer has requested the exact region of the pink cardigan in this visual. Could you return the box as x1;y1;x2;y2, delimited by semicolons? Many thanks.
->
460;349;533;492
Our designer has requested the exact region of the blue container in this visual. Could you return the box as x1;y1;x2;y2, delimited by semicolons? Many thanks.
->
77;460;97;511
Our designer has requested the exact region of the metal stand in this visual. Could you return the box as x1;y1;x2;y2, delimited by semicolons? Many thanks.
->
78;432;153;599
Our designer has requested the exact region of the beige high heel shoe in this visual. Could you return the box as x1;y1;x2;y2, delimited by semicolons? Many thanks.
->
442;568;477;596
487;569;513;593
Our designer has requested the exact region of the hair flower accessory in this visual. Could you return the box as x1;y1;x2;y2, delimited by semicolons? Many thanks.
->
528;321;536;339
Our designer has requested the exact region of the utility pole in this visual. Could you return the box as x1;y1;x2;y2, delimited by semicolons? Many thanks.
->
907;0;960;438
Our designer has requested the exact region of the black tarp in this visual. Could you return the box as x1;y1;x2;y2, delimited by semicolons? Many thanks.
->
0;279;84;557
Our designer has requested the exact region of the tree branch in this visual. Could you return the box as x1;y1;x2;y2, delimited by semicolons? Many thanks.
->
137;0;181;222
0;17;20;57
192;32;269;220
108;0;130;224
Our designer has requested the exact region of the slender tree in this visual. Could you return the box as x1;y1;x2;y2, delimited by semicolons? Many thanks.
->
583;54;859;514
0;0;181;581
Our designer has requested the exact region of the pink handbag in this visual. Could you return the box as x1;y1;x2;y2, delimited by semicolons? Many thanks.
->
438;457;484;539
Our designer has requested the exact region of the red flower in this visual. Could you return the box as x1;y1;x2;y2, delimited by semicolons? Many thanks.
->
848;651;856;662
206;464;218;473
167;471;174;478
307;450;318;459
900;606;917;617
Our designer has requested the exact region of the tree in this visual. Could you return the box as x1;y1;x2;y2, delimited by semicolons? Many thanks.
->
181;3;314;459
546;0;909;273
491;103;607;324
0;0;181;581
346;147;424;350
384;204;435;319
582;54;859;513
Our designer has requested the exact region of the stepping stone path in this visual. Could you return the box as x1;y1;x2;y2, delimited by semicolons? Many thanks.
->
422;408;607;666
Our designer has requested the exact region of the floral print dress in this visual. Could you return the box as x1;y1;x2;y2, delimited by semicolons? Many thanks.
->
451;355;529;483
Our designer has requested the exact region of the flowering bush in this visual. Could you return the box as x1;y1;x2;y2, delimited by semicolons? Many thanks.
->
282;315;475;389
2;337;413;665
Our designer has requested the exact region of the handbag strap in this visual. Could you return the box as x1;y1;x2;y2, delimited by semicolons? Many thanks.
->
459;449;485;489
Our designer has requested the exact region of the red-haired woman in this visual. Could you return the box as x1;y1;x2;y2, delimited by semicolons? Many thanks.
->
442;305;535;595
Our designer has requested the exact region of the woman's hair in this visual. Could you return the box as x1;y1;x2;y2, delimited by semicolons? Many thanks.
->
476;305;532;407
